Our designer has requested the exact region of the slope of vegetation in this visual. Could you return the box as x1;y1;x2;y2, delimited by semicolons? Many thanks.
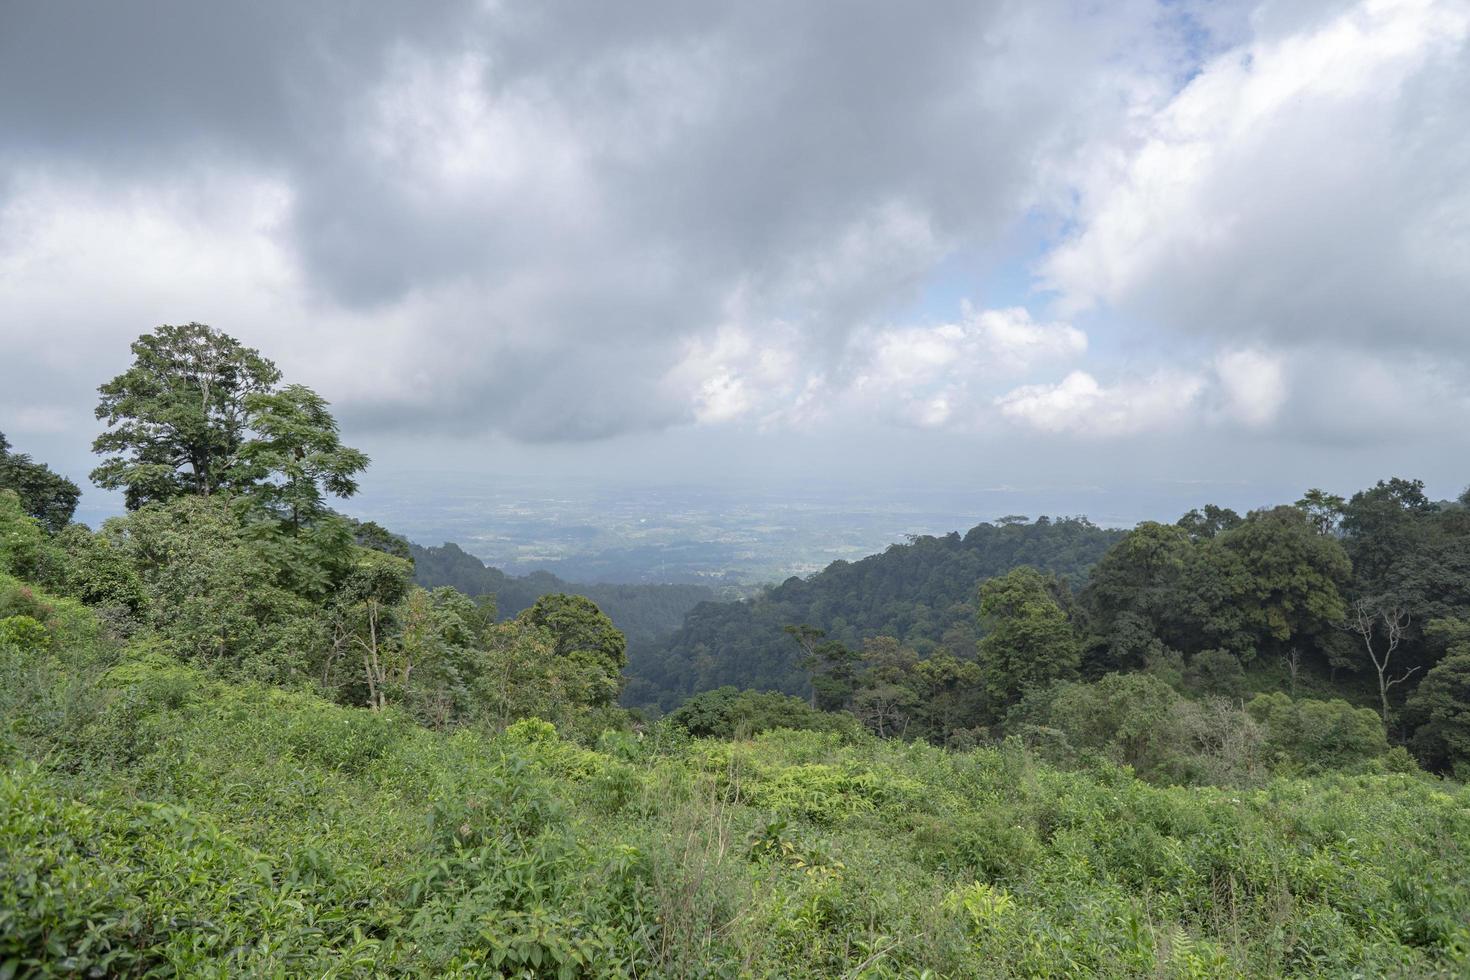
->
5;322;1470;976
410;540;715;647
4;592;1468;977
630;517;1123;710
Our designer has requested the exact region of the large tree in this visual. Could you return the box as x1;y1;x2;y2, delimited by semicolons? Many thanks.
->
1086;507;1350;669
977;566;1081;707
1083;521;1194;665
92;323;282;508
1408;619;1470;775
1340;478;1436;591
518;593;627;706
0;433;80;532
1176;504;1243;542
235;385;370;531
1215;505;1351;658
1296;488;1346;536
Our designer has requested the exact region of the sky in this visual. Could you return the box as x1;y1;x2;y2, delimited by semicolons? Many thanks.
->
3;0;1469;528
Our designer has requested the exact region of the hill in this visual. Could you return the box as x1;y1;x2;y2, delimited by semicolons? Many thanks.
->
409;540;716;646
627;516;1124;711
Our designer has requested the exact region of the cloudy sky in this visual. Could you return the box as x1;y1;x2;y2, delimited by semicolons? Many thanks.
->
3;0;1469;523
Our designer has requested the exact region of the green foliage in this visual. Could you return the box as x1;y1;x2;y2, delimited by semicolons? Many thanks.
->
41;523;148;616
1217;506;1350;654
111;496;324;681
0;615;49;653
0;432;79;533
410;541;711;644
633;517;1122;710
1009;672;1266;785
0;490;45;578
0;576;101;655
1012;677;1399;787
1246;692;1389;774
666;686;858;740
1296;488;1346;536
1086;508;1350;671
352;518;413;560
234;384;370;531
3;604;1470;977
1341;477;1435;591
519;594;627;706
1408;624;1470;778
977;566;1081;707
1176;503;1242;541
1410;655;1470;777
91;322;282;508
782;625;869;715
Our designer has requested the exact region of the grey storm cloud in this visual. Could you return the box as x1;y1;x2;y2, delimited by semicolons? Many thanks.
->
0;0;1217;443
2;0;1467;477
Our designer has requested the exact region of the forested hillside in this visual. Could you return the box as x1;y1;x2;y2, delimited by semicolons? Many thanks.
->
410;540;714;646
5;323;1470;975
627;517;1123;710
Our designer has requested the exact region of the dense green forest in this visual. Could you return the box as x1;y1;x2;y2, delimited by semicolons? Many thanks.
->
410;541;715;648
626;518;1123;710
3;323;1470;975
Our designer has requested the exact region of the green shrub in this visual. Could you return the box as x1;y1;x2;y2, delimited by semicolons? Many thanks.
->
0;490;45;578
1247;692;1390;774
667;686;859;740
0;615;48;653
4;611;1469;977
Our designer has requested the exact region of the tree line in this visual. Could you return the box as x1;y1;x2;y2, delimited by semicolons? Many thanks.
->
661;484;1470;778
626;516;1123;710
409;540;714;648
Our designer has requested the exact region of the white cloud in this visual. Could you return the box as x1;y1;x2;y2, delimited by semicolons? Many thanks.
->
1214;348;1288;427
1043;0;1470;349
4;0;1468;498
858;306;1087;388
844;306;1087;428
662;305;1088;431
662;320;803;427
969;307;1090;372
996;369;1207;437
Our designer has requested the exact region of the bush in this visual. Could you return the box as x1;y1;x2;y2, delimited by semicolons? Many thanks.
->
666;686;859;740
1008;673;1269;785
1247;692;1390;774
0;490;44;578
3;656;1469;977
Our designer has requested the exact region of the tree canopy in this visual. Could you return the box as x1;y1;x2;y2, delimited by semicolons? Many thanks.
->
0;432;80;532
92;323;282;507
977;566;1080;706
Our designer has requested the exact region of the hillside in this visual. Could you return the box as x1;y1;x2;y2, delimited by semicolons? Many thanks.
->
627;517;1124;710
409;540;716;645
5;602;1467;976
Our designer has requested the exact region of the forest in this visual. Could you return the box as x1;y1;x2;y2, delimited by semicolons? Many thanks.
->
409;541;715;651
625;518;1123;711
3;324;1469;976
